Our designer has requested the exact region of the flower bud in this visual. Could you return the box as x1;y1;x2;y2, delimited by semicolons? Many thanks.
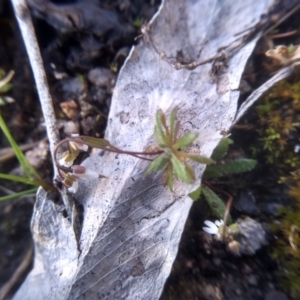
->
227;240;240;256
71;165;86;174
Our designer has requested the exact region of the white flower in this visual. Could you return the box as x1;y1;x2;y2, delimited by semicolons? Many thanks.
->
59;151;75;167
66;165;104;193
203;220;224;235
68;179;78;194
71;165;100;179
70;134;88;152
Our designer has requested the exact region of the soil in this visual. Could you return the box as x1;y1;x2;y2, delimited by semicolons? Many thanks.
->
0;1;299;300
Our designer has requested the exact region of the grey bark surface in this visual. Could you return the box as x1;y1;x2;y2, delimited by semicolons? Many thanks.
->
13;0;297;299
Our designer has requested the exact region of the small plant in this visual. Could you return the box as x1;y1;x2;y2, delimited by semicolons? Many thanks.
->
191;138;257;220
197;137;257;254
54;107;214;192
146;108;214;190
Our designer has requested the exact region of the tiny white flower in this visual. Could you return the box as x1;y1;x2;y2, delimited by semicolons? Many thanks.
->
71;165;99;179
203;219;224;235
59;151;75;167
215;220;224;227
68;179;78;194
70;134;88;152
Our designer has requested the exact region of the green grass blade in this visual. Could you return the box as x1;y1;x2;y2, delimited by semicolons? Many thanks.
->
0;114;40;180
0;173;41;186
0;187;37;203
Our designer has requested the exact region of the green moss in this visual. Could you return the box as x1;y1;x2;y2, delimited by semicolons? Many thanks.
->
250;74;300;297
250;76;300;170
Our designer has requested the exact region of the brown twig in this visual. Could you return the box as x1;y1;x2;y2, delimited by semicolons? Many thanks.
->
0;138;48;164
268;30;297;39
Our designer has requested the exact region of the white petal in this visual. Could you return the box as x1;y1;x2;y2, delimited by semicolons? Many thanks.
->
70;140;88;152
59;157;73;167
75;169;99;179
204;220;215;228
77;143;88;151
68;179;78;193
203;220;218;234
215;220;224;227
203;226;218;235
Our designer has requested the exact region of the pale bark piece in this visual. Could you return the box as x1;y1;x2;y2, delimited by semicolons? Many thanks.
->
234;62;300;123
14;0;294;299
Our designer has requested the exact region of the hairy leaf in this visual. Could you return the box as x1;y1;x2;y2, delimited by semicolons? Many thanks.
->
169;107;178;143
188;186;202;201
80;137;111;148
184;153;215;164
155;109;168;146
171;154;194;183
154;124;167;146
202;185;232;223
146;153;170;174
211;138;233;161
203;159;257;179
173;132;198;149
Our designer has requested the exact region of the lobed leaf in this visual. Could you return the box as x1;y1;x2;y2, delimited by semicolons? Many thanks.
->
211;138;233;161
173;132;198;150
203;159;257;179
202;185;232;223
